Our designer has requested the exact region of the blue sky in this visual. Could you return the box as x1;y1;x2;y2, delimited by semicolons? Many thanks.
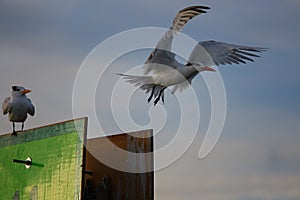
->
1;0;300;199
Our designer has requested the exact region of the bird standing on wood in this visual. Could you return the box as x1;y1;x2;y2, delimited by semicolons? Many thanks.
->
118;5;266;105
2;86;35;136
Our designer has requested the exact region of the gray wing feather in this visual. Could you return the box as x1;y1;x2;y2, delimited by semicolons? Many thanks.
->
2;97;11;115
143;49;177;75
172;6;210;32
26;98;35;116
155;6;210;51
188;40;267;66
144;6;210;75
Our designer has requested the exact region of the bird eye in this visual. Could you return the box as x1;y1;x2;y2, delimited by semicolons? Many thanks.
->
12;86;20;91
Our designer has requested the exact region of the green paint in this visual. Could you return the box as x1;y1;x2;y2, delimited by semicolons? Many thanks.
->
0;118;87;200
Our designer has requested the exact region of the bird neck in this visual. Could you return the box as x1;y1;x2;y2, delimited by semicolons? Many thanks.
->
179;63;198;77
11;93;25;99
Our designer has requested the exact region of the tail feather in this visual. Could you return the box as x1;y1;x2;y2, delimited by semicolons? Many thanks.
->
117;73;154;92
117;73;166;105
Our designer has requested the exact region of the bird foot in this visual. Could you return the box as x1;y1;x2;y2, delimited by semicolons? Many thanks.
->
11;131;18;137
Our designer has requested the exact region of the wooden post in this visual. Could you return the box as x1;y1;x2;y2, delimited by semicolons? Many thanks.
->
83;130;154;200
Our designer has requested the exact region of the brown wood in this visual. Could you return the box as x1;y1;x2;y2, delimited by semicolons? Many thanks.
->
83;130;154;200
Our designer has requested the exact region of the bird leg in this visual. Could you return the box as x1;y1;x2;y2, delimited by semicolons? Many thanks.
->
154;87;166;106
12;122;17;136
21;122;24;132
148;85;156;103
153;98;159;106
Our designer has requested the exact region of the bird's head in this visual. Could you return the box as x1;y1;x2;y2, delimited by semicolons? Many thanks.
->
187;62;216;72
12;86;32;96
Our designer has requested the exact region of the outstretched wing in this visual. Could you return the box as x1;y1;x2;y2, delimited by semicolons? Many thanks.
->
188;40;267;67
172;5;210;33
144;6;210;74
2;97;11;115
153;5;210;52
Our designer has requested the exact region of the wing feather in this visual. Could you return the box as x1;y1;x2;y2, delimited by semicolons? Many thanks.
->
26;98;35;116
188;40;267;67
172;6;210;32
2;97;11;115
144;5;210;75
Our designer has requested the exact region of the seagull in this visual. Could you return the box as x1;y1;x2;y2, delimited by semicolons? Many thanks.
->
2;86;35;136
118;5;266;105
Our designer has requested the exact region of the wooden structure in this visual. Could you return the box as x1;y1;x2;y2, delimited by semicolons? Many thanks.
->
83;130;154;199
0;118;154;199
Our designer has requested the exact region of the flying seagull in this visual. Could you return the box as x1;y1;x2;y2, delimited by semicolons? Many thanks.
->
118;5;266;105
2;86;35;136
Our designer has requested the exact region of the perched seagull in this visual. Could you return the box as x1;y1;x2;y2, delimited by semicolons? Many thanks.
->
118;5;266;105
2;86;35;136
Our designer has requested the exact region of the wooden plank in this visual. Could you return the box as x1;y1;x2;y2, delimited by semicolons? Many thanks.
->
83;130;154;200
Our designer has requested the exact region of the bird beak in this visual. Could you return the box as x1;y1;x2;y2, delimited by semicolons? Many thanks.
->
21;89;32;94
204;66;216;72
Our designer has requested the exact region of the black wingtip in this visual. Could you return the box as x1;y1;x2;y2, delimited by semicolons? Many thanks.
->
191;5;211;10
199;6;211;10
195;6;211;13
180;5;211;13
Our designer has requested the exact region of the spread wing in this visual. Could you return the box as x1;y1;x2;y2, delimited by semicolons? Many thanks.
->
144;6;210;75
2;97;11;115
188;40;267;67
172;5;210;33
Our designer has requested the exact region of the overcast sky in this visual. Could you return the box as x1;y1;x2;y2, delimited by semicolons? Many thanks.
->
1;0;300;199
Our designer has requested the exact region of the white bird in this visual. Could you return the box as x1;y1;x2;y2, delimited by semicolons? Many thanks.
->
118;5;266;105
2;86;35;136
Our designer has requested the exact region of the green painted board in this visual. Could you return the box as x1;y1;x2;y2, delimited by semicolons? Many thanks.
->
0;117;87;200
